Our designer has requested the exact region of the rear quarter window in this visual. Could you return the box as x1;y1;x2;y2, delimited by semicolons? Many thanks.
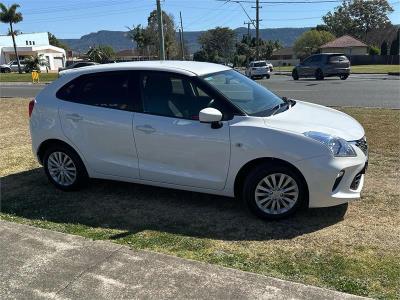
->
329;55;349;63
56;71;139;111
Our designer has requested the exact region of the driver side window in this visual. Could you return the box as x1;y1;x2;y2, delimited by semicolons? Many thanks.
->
140;72;216;120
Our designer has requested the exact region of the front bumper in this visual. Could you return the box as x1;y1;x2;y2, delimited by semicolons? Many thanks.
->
296;145;367;208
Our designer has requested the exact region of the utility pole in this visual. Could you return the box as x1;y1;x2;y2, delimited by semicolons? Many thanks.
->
252;0;261;59
179;11;185;60
156;0;165;60
244;21;251;44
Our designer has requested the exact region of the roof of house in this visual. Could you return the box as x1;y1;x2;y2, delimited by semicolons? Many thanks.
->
58;60;231;77
271;47;294;56
320;35;367;48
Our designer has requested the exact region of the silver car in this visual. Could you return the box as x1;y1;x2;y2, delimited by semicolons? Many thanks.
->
0;60;27;73
245;61;271;80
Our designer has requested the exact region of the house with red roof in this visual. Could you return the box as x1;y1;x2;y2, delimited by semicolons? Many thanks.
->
320;35;368;56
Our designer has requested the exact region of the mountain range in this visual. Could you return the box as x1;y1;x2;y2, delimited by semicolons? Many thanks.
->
61;27;311;54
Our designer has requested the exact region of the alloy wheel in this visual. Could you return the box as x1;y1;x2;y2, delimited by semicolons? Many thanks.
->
47;151;77;186
254;173;299;215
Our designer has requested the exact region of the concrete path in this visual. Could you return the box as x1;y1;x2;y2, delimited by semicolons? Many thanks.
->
0;220;368;300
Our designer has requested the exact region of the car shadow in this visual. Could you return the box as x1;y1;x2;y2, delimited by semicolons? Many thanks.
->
1;168;348;241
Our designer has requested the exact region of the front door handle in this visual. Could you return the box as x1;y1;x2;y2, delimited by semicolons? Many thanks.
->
65;113;83;121
136;125;156;134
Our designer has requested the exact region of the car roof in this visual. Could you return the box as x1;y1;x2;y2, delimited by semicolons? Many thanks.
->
62;60;231;77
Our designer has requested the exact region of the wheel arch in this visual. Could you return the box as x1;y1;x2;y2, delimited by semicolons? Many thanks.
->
233;157;309;207
37;139;85;166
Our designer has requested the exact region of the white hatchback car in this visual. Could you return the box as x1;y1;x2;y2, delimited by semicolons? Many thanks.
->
29;61;368;219
245;61;271;79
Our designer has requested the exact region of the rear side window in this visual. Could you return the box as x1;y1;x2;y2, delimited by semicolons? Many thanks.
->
56;71;138;111
329;55;349;63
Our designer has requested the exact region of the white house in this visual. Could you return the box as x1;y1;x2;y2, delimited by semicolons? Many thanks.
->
0;32;66;71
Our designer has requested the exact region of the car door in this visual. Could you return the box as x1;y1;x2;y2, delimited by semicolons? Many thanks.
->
133;71;232;190
58;71;140;179
309;55;321;75
298;57;312;76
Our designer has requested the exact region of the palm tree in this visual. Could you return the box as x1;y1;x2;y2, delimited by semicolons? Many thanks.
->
0;3;23;74
24;54;49;72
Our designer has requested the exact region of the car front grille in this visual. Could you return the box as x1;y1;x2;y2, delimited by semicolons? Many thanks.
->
353;137;368;156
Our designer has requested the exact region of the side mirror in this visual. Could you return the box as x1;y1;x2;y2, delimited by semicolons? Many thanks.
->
199;108;223;129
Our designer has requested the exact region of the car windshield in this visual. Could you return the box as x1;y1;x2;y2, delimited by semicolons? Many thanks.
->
201;70;285;116
253;62;266;67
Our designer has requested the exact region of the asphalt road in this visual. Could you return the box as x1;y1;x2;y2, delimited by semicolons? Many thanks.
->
1;73;399;108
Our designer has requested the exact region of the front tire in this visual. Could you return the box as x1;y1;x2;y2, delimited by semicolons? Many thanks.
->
340;74;349;80
315;69;324;80
242;163;306;220
292;69;299;80
43;145;88;191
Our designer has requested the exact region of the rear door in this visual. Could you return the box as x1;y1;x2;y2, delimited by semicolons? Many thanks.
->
58;71;140;178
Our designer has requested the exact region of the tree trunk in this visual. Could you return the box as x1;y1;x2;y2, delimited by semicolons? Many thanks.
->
10;22;22;74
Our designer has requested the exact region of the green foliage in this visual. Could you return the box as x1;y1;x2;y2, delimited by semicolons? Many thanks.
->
323;0;394;40
127;10;178;59
368;45;380;56
0;3;23;73
380;41;388;55
195;27;236;63
24;54;48;72
389;29;399;55
293;30;335;58
86;45;115;63
48;32;69;51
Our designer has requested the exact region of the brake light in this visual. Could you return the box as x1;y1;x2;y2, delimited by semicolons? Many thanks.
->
29;99;35;117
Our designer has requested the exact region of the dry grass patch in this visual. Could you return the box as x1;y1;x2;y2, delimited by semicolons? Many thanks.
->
1;98;399;299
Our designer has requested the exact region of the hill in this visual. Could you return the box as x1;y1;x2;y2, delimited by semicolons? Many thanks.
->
61;27;311;53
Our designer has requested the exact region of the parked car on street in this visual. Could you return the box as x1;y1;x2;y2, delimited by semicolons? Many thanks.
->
29;61;367;220
58;61;98;76
245;61;271;79
292;53;350;80
0;60;27;73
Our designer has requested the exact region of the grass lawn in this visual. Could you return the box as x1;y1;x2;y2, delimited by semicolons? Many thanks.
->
274;64;400;74
0;72;58;82
1;98;399;299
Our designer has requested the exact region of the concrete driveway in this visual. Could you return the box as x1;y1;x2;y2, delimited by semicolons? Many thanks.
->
0;221;368;300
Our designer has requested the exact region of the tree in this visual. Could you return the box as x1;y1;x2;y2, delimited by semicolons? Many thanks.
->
126;25;152;56
293;30;335;58
86;45;115;63
48;32;69;51
197;27;236;63
380;41;388;56
323;0;394;41
0;3;23;73
126;10;178;59
368;45;380;55
389;29;399;55
24;54;48;72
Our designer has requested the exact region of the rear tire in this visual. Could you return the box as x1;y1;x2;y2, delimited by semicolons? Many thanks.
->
242;162;306;220
340;74;349;80
292;69;299;80
315;69;324;80
265;74;270;79
43;145;88;191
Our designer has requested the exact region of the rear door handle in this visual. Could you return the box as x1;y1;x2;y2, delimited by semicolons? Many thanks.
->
65;113;83;121
136;125;156;134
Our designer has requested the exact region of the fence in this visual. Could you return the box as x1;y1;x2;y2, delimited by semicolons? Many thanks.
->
349;55;399;65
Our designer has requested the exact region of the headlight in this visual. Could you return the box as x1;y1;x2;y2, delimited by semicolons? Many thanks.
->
304;131;356;157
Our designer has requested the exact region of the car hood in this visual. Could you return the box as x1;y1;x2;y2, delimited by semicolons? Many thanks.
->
263;100;364;141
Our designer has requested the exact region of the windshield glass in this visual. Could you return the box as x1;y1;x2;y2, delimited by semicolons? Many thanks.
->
201;70;284;116
253;62;266;67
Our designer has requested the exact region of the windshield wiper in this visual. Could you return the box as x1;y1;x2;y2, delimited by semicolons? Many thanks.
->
270;97;292;116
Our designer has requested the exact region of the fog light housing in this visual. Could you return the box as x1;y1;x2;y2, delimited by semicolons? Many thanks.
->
332;170;345;192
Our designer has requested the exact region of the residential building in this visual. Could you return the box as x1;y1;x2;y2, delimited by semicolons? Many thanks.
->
270;47;300;66
0;32;66;71
320;35;368;56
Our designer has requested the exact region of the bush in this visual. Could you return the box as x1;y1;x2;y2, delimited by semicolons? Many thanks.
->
368;46;380;56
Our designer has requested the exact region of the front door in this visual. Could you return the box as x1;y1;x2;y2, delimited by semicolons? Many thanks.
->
58;71;140;179
133;72;231;190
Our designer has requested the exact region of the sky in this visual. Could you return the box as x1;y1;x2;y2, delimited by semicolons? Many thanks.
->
0;0;399;39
